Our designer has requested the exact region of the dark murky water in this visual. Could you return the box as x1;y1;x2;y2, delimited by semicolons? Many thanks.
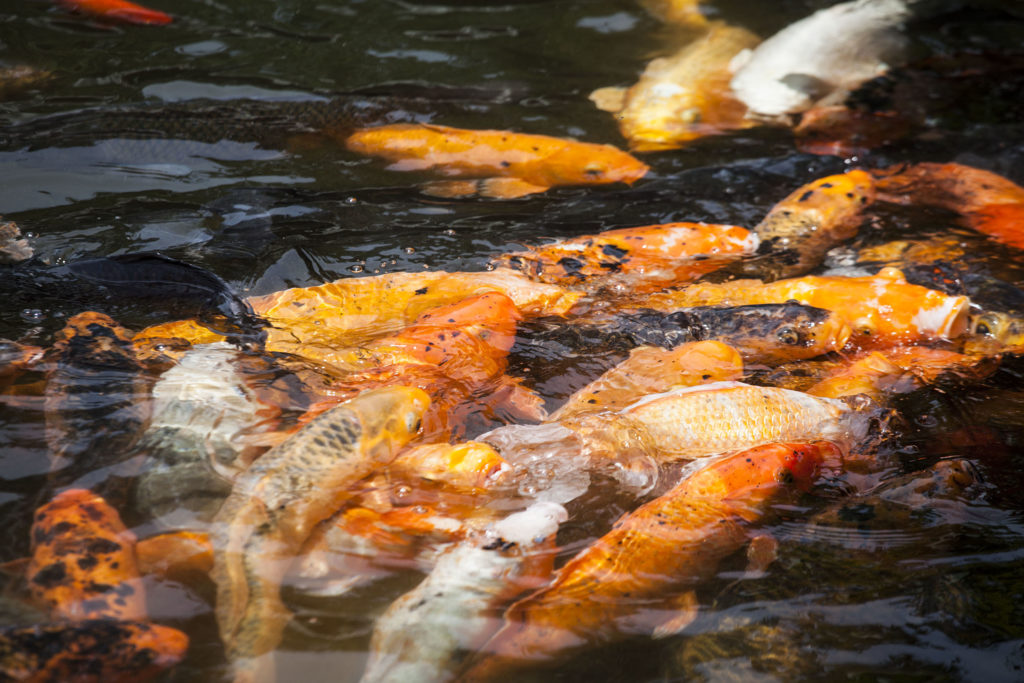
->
2;0;1024;681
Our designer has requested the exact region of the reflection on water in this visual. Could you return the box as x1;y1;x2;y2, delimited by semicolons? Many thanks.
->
1;0;1024;681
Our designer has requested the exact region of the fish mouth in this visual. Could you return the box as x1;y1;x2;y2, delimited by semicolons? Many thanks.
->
830;321;853;352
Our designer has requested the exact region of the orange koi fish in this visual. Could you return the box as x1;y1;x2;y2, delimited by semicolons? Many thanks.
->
0;620;187;683
743;169;877;279
873;162;1024;250
133;268;580;359
794;106;915;157
549;340;743;421
27;489;145;622
389;440;509;491
462;442;833;679
591;23;760;151
494;222;756;292
58;0;172;25
211;386;428;682
344;124;649;199
640;267;970;349
637;0;710;28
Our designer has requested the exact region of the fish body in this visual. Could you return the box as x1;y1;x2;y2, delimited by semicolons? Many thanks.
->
744;170;877;279
0;217;33;264
495;222;757;292
211;386;429;680
388;440;509;491
637;0;709;28
640;267;970;349
361;502;567;683
873;162;1024;249
605;381;857;460
134;268;580;357
0;619;188;683
550;341;743;420
57;0;172;25
591;23;760;150
27;489;144;621
134;343;276;523
344;124;649;198
464;443;833;677
730;0;913;119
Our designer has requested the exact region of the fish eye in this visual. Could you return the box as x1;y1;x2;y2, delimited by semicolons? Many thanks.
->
777;327;800;345
972;314;999;337
583;163;606;177
405;411;422;433
680;107;702;124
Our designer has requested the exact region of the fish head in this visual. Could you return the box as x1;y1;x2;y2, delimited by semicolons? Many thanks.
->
349;386;431;461
395;441;508;489
538;144;649;187
697;304;852;362
779;441;839;491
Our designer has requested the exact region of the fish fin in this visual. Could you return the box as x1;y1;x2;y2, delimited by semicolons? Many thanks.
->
743;534;778;578
590;87;627;113
136;530;213;579
421;179;481;198
0;556;29;577
728;47;754;74
494;378;549;423
478;177;550;199
651;590;699;639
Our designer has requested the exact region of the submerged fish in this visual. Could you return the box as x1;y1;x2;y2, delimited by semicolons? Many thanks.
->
0;217;32;264
344;123;649;198
27;489;145;621
134;268;580;357
640;267;970;349
636;0;710;28
873;162;1024;250
742;170;877;280
211;386;429;682
362;502;567;683
462;442;833;678
0;619;188;683
730;0;913;120
591;23;760;150
495;222;756;292
57;0;173;25
549;340;743;421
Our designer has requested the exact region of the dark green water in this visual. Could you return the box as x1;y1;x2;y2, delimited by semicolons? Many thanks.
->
1;0;1024;681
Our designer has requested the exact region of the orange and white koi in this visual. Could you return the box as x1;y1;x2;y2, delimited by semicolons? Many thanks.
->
640;267;970;349
873;162;1024;250
362;502;566;683
591;23;760;151
462;442;833;678
495;222;757;292
57;0;172;25
343;124;649;199
211;386;429;682
27;489;145;622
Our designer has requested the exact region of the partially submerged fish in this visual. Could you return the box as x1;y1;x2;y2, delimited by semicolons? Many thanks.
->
0;619;188;683
388;440;510;491
494;222;757;292
640;267;970;349
549;341;743;421
742;170;877;280
134;268;580;358
0;217;33;264
591;23;760;150
27;489;145;621
873;162;1024;250
361;502;567;683
211;386;429;682
462;442;833;678
57;0;173;25
730;0;914;120
344;123;649;198
636;0;710;28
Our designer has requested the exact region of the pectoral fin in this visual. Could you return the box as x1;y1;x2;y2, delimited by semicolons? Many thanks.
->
651;590;699;639
590;86;627;113
743;534;778;578
479;177;550;199
421;179;481;198
136;530;214;579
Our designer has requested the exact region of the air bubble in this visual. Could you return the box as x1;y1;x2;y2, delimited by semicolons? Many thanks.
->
349;264;364;273
20;309;43;322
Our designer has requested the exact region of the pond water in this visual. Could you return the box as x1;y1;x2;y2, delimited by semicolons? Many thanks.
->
1;0;1024;681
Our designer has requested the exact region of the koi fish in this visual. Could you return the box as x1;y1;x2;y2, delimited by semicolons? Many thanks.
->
591;23;760;151
362;502;567;683
549;340;743;421
0;217;32;264
343;124;649;199
27;489;145;621
594;380;859;461
494;222;757;292
462;442;833;678
134;268;580;357
388;440;509;491
636;0;710;28
0;66;52;101
211;386;429;682
639;267;970;349
730;0;913;120
873;162;1024;250
0;620;188;683
794;105;915;157
742;170;877;280
57;0;172;25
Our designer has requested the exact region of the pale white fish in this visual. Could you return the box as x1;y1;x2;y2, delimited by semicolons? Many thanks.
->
730;0;914;119
360;502;567;683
